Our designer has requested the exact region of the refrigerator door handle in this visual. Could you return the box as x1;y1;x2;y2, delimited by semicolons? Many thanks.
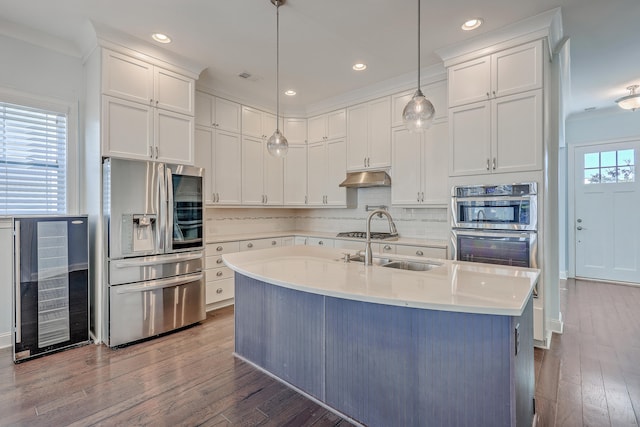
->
14;221;21;344
114;272;203;294
157;163;167;253
166;166;174;252
112;252;203;268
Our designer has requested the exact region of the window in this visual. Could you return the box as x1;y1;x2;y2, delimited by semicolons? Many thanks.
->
584;149;635;184
0;101;67;214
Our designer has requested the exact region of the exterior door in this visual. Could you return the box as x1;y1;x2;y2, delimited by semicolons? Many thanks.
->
575;141;640;282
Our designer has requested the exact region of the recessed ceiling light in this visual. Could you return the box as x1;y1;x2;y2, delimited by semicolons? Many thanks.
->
152;33;172;44
284;90;296;96
461;18;483;31
352;63;367;71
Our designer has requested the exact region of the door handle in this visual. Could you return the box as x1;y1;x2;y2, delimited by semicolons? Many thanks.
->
492;158;496;170
14;221;21;343
486;158;490;171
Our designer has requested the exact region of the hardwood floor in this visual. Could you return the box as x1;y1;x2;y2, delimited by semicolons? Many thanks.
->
535;279;640;427
1;278;638;426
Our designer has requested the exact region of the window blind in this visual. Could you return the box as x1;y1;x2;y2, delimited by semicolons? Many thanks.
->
0;101;67;214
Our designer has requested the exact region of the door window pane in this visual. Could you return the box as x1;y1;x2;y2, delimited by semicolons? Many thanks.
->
584;149;635;184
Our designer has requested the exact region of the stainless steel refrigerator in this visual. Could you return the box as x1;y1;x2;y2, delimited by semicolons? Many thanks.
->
13;215;89;362
103;158;205;347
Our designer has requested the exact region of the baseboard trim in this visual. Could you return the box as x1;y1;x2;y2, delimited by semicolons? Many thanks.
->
0;331;12;349
559;270;568;280
547;312;564;335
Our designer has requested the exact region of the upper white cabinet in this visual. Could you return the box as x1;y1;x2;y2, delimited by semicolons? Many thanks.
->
448;40;543;108
241;136;283;205
347;97;391;171
102;49;194;116
283;118;308;145
391;82;448;127
391;121;449;206
308;109;346;144
101;49;195;164
242;106;278;140
195;126;242;205
307;138;348;206
284;144;308;206
195;91;241;133
449;89;543;176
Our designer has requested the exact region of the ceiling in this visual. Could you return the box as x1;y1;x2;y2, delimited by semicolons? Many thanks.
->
0;0;638;116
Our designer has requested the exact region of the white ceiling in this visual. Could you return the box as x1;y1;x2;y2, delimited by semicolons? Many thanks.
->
0;0;638;116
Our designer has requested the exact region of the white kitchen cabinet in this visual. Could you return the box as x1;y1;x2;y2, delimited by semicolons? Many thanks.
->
195;126;242;205
306;237;334;247
282;236;295;246
307;138;348;206
449;89;542;176
391;82;448;127
241;136;283;205
102;95;194;164
195;91;241;133
102;49;194;116
283;118;308;144
294;236;307;245
242;106;278;140
239;238;283;251
347;97;391;171
448;40;543;108
395;244;447;259
205;241;240;308
283;144;308;206
392;121;449;206
308;109;346;144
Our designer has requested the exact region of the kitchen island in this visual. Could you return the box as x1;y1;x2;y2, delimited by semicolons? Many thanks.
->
223;246;539;427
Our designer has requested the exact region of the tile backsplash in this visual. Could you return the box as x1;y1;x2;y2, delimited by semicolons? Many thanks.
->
206;187;449;240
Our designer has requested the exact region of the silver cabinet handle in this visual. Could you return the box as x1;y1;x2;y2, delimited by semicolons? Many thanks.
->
492;158;496;170
486;158;490;171
265;195;268;204
217;246;223;251
155;146;159;159
216;287;223;294
421;192;424;202
247;242;253;248
216;258;223;264
216;271;223;277
486;92;490;98
416;250;424;256
492;91;496;97
364;157;367;168
417;192;420;202
271;240;277;245
577;226;583;230
304;195;308;204
149;145;153;159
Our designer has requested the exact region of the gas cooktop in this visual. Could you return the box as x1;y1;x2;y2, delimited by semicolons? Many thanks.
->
336;231;398;241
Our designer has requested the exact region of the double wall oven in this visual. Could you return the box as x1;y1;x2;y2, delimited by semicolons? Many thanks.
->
451;183;538;296
103;158;205;347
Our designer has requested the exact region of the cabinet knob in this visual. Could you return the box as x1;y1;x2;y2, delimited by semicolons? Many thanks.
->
384;245;391;251
216;246;223;251
318;241;324;245
247;243;253;248
216;288;223;294
416;250;424;256
216;271;223;277
271;240;277;245
216;258;223;264
492;91;496;97
486;92;490;98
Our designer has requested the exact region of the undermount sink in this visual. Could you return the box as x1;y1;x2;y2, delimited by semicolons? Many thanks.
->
381;260;442;271
347;254;393;265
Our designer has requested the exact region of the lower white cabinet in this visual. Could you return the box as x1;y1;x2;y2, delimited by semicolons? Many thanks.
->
395;244;447;259
240;237;283;251
205;241;240;307
306;237;334;247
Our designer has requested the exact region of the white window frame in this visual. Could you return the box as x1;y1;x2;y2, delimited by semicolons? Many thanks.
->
0;88;78;215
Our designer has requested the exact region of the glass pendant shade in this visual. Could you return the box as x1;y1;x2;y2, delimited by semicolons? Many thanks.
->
616;85;640;111
402;89;435;132
267;129;289;157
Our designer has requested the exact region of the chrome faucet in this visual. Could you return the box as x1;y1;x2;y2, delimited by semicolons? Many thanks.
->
365;209;398;266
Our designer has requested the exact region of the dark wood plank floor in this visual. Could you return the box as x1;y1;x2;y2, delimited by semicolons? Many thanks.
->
1;278;638;426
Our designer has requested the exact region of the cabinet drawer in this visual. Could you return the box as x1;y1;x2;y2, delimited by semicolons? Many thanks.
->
395;245;446;259
306;237;334;247
207;266;234;282
240;238;282;251
206;278;234;305
378;243;397;255
205;254;226;269
206;241;240;256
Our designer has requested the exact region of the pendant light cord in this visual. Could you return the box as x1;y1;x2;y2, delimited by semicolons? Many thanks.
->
417;0;421;91
276;2;281;131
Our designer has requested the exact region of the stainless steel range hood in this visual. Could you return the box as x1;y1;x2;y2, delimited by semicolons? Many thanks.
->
339;171;391;188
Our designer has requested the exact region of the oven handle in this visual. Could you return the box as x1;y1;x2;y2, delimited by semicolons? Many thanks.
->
452;229;536;239
114;272;203;294
453;196;535;202
112;252;203;268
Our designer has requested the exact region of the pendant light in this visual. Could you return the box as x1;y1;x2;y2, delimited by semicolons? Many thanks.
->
402;0;435;132
266;0;289;158
615;85;640;111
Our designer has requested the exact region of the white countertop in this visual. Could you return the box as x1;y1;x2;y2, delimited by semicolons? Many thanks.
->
223;245;539;316
208;230;448;249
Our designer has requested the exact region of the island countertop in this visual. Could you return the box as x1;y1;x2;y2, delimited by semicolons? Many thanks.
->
222;245;539;316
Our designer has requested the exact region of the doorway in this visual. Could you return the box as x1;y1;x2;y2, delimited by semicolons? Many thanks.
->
572;139;640;283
